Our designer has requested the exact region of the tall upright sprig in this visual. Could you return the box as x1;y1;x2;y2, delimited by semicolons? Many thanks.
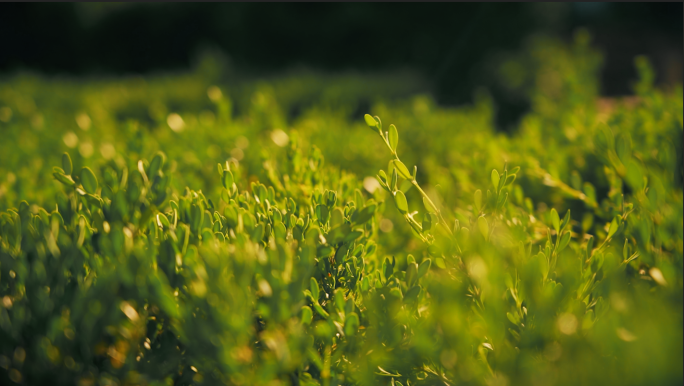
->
364;114;454;245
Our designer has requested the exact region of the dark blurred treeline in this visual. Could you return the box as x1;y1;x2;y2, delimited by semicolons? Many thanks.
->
1;2;681;128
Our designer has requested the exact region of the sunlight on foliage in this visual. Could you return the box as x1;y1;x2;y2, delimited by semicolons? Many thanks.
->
0;34;682;386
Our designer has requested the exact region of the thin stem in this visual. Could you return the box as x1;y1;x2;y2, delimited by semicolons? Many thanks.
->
378;128;454;239
411;181;454;238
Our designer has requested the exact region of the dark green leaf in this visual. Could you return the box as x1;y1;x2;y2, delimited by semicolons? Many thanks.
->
417;258;431;278
344;312;359;336
62;152;73;175
80;167;98;194
310;277;320;301
301;306;313;325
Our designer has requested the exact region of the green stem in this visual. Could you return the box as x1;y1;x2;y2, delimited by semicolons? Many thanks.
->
411;181;454;238
378;129;454;239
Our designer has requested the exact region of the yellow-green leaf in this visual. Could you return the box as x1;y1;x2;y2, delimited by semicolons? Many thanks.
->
394;190;408;214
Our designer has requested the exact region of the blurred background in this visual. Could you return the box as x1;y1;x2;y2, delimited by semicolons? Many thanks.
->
1;2;681;130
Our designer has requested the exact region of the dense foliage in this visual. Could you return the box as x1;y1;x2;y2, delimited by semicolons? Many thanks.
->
1;35;682;386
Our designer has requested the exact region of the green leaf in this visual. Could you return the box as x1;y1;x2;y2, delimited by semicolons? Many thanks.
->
344;312;359;336
353;204;375;224
423;197;436;213
334;289;345;314
561;209;571;231
62;152;73;175
383;257;393;281
85;193;103;208
301;306;313;325
313;303;329;318
478;215;489;241
316;204;329;224
406;262;418;286
53;172;75;187
586;235;594;257
378;170;388;184
422;212;432;232
80;167;98;194
149;151;166;177
558;231;571;252
361;276;370;291
607;217;619;239
496;191;508;211
550;208;560;233
251;223;265;242
343;230;363;243
583;182;596;204
404;285;421;302
310;278;320;301
507;312;519;325
390;168;398;191
474;189;482;212
190;204;203;233
373;115;382;131
392;160;412;179
331;207;344;227
388;124;398;152
354;189;364;208
498;169;507;192
536;252;549;281
328;223;351;245
364;114;377;128
504;173;516;186
616;133;632;163
394;190;408;214
274;222;287;240
491;169;500;191
222;170;234;189
157;213;170;229
417;259;431;278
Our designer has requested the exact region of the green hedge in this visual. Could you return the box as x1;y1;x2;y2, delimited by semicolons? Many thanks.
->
0;34;682;385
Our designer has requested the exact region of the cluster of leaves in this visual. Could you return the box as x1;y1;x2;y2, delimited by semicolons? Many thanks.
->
0;33;682;385
363;100;682;385
2;136;391;385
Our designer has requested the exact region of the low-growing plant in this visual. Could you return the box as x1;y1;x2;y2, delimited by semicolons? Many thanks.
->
0;34;681;386
361;108;681;385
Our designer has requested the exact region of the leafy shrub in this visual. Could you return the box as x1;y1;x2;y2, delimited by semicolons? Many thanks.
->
0;35;682;385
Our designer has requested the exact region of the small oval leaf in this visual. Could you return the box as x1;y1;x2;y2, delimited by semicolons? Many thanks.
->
388;124;398;152
474;189;482;212
310;278;320;301
393;160;412;180
394;190;408;214
491;169;500;190
550;208;560;233
301;306;313;325
364;114;377;128
62;153;73;175
417;259;431;278
608;217;619;239
478;215;489;241
80;167;98;194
